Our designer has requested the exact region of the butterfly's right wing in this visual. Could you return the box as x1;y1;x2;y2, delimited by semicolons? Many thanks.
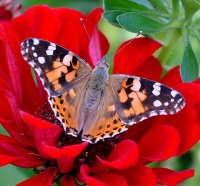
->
21;38;92;96
109;74;185;125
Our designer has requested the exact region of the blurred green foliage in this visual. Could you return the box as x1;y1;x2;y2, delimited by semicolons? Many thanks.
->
0;0;200;186
103;0;200;81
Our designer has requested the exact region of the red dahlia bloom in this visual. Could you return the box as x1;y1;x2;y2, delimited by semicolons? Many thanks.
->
0;5;199;186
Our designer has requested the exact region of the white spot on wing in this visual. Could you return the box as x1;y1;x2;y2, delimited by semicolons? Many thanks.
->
171;90;178;97
21;50;25;55
48;45;56;50
131;81;141;91
63;54;72;66
46;50;54;55
153;100;162;107
33;52;38;57
152;89;160;96
164;102;169;106
31;46;35;50
153;84;161;91
33;39;39;45
50;43;56;47
38;57;45;64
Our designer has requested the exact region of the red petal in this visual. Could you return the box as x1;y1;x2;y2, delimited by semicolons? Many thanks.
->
20;111;62;155
0;135;44;168
11;6;109;67
134;56;162;81
175;82;200;106
96;140;138;170
161;66;183;87
80;165;128;186
89;25;102;67
113;37;161;75
151;105;200;155
13;5;61;41
119;165;156;186
88;8;104;24
0;120;35;148
152;168;194;186
0;155;19;166
172;106;200;155
138;125;180;162
0;23;22;104
88;8;108;67
41;142;88;173
0;22;43;113
17;167;57;186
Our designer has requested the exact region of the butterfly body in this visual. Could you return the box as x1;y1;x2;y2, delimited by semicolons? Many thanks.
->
86;58;109;106
21;38;185;143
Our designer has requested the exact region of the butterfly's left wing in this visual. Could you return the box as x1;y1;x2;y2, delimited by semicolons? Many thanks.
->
21;38;92;96
110;74;185;125
21;38;92;137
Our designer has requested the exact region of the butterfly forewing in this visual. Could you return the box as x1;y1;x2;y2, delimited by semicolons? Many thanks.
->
21;38;92;96
110;75;185;125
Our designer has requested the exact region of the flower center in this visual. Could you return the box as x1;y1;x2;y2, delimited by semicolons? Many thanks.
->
35;102;123;172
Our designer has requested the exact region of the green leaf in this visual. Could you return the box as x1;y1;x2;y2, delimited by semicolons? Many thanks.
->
180;41;199;82
181;0;200;21
117;12;166;34
148;0;169;13
104;0;149;12
103;0;169;19
103;10;125;27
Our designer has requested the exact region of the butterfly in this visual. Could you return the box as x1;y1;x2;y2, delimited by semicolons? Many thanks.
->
21;38;185;144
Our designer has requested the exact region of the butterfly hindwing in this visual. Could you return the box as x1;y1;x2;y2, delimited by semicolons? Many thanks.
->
49;77;89;137
21;38;92;96
110;74;185;125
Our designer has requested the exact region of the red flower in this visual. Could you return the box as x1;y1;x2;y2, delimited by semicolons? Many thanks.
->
0;5;199;186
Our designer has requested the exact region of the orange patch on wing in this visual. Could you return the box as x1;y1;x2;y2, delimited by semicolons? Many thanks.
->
51;92;79;133
69;89;76;97
118;88;128;103
53;61;63;69
46;66;68;82
52;80;62;91
108;105;116;112
136;91;147;101
129;107;135;115
124;109;131;117
65;70;76;83
130;92;145;115
83;112;127;143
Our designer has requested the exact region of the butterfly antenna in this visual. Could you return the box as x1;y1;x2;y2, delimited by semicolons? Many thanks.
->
107;31;143;60
80;18;91;40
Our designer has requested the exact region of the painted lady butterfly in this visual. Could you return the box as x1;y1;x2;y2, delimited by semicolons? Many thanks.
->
21;38;185;143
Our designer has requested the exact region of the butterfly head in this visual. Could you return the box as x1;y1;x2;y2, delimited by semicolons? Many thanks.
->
91;57;109;86
96;56;109;69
